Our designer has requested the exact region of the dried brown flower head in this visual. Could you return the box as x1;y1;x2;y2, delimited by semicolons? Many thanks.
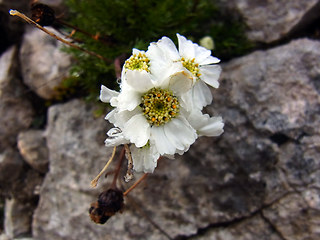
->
89;188;124;224
31;3;55;26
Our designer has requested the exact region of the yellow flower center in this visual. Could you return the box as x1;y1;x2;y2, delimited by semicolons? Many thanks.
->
140;88;180;126
124;52;150;72
181;57;201;78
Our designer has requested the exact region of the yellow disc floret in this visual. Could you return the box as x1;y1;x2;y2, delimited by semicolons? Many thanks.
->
124;52;150;72
181;57;201;78
140;88;180;126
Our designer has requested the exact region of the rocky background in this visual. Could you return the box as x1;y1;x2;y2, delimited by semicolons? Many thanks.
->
0;0;320;239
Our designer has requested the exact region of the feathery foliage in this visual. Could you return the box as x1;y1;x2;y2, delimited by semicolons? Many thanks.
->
60;0;253;101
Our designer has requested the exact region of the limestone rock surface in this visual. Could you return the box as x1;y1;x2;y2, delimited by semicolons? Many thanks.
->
18;130;49;174
226;0;320;43
0;46;34;151
4;198;34;239
32;38;320;240
20;27;71;99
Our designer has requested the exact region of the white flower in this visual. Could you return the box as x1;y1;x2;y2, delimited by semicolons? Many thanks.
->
148;34;221;110
101;70;199;173
100;34;224;173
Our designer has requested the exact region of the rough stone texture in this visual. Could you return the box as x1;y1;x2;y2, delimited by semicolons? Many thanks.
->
32;39;320;240
0;46;34;151
262;191;320;240
220;38;320;140
189;215;282;240
0;149;43;240
18;130;49;174
225;0;320;43
20;26;71;99
32;100;119;240
4;198;34;239
0;147;43;201
0;148;24;184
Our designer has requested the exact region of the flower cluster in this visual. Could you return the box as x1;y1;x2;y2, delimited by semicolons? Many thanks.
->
100;34;224;173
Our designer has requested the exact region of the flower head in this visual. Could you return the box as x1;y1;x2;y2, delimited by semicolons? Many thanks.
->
148;34;222;109
100;34;224;173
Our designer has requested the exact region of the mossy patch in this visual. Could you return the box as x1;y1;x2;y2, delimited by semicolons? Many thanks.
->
56;0;253;101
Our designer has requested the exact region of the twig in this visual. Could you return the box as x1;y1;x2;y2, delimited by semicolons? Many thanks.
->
123;173;148;196
91;146;117;188
9;9;111;63
124;144;134;182
111;147;125;188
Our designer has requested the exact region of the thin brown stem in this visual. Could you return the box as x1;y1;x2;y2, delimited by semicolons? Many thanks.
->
90;146;117;188
9;9;111;63
123;173;148;197
124;144;134;182
111;146;125;189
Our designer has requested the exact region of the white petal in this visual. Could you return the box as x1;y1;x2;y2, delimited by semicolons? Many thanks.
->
188;110;224;136
198;116;224;136
100;85;119;103
113;108;141;127
188;110;206;129
168;71;193;94
150;126;176;155
177;34;195;58
164;117;197;151
131;145;159;173
200;65;221;88
200;56;220;65
192;80;213;109
147;43;166;74
125;70;155;93
117;88;141;111
148;39;183;83
180;90;193;112
123;113;150;147
152;36;180;61
104;128;129;147
107;128;121;136
105;109;117;124
132;48;145;55
194;44;212;63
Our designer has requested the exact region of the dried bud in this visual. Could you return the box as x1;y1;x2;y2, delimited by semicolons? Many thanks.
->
89;188;124;224
31;3;55;26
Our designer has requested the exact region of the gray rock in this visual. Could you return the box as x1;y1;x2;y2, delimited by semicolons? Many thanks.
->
20;26;71;99
32;38;320;239
4;198;33;239
225;0;320;43
220;38;320;140
190;215;282;240
32;99;120;240
0;148;24;184
262;190;320;240
0;46;34;151
0;147;44;200
0;149;44;240
0;234;10;240
17;130;49;174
